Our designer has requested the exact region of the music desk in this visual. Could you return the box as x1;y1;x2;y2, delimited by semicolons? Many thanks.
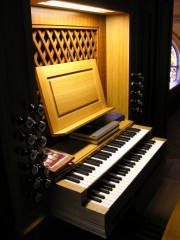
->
162;198;180;240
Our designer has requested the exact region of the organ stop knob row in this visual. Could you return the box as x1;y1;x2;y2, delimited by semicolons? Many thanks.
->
17;103;51;203
130;73;144;114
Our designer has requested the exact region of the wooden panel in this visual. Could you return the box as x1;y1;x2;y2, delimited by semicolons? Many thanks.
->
106;14;129;118
50;68;100;116
35;59;113;136
31;6;106;27
31;6;107;94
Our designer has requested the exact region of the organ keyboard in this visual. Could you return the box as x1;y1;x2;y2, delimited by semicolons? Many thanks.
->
64;126;150;189
50;123;167;238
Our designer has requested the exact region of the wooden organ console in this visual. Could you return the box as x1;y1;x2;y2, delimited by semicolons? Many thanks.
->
0;2;172;239
50;124;166;238
34;59;167;238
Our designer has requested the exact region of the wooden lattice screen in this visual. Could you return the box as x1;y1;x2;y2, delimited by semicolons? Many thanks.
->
32;27;98;66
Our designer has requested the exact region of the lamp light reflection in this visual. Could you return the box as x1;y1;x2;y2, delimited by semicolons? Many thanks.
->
38;1;114;13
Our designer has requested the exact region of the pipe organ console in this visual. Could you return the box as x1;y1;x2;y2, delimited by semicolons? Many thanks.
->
1;1;172;239
28;59;167;238
49;124;167;238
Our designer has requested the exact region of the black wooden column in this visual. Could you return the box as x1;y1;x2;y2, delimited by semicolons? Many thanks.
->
0;0;43;238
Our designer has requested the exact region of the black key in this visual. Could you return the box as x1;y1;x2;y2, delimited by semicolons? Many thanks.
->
108;140;125;148
130;153;142;160
74;168;89;176
88;194;102;203
92;153;108;160
121;130;136;137
116;135;130;141
114;169;127;176
77;165;93;173
66;175;80;183
120;161;135;168
109;173;122;183
108;172;122;180
146;139;156;144
90;190;105;199
105;175;120;183
102;146;118;153
85;158;102;166
117;164;131;172
127;127;140;132
97;183;113;191
107;142;121;148
115;167;129;174
82;164;95;171
125;157;139;162
100;180;116;188
141;145;151;150
127;160;137;165
95;186;110;194
99;151;112;157
140;142;152;150
116;165;130;172
128;153;141;160
112;140;125;146
69;173;84;180
133;148;147;154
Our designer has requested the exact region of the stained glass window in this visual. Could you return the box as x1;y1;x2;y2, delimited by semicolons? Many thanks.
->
170;45;178;83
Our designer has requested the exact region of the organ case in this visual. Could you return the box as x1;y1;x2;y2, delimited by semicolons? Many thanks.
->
35;59;167;238
31;3;167;239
